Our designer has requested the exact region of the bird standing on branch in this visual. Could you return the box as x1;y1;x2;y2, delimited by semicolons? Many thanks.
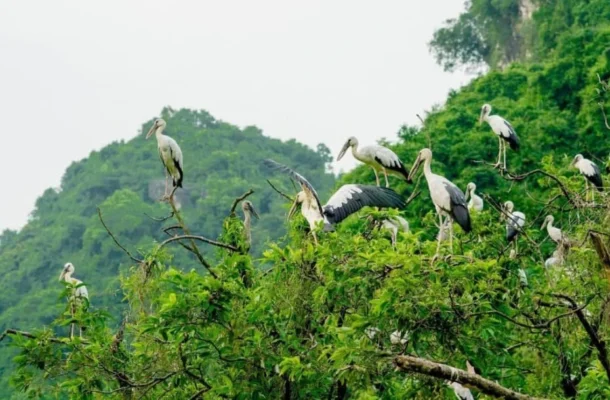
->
464;182;484;211
479;104;520;170
146;118;184;200
408;148;471;256
241;200;259;251
337;136;410;187
59;263;89;339
571;154;603;202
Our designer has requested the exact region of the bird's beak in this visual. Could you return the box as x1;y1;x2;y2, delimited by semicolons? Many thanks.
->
59;270;66;281
464;189;470;201
570;158;577;166
287;197;299;220
146;122;157;139
250;205;260;220
337;141;350;161
407;155;422;182
478;110;484;124
541;219;547;229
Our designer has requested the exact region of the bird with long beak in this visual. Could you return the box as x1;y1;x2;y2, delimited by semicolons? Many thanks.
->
464;182;484;211
241;200;259;250
264;159;405;245
337;137;410;187
146;118;184;200
502;201;526;254
59;263;89;339
541;215;570;247
479;104;520;170
571;154;603;202
408;148;471;256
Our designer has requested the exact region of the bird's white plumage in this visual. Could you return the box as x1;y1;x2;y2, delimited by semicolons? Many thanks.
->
381;216;409;247
465;183;484;211
325;184;364;208
542;215;565;244
574;157;597;177
510;211;526;229
389;330;409;345
148;119;184;189
448;382;474;400
485;115;514;140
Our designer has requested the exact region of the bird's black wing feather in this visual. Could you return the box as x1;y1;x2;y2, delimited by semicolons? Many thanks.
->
323;185;405;224
588;162;604;191
502;120;520;151
168;147;184;187
262;159;324;214
374;156;410;181
443;182;472;233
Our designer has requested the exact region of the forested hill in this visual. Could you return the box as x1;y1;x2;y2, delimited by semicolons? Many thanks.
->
0;108;335;394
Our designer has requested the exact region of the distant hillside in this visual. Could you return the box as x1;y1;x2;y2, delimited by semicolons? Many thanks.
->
0;107;335;395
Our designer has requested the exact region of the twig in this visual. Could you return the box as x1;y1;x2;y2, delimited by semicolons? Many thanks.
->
267;179;294;202
394;355;547;400
160;235;238;252
599;102;610;130
0;329;79;344
145;211;175;222
416;114;431;149
229;189;255;216
97;207;143;264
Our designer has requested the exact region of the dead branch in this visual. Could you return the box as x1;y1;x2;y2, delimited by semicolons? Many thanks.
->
0;329;79;344
229;189;255;216
598;102;610;130
267;179;294;202
551;294;610;383
97;208;144;264
394;355;546;400
160;235;238;252
589;232;610;270
144;211;175;222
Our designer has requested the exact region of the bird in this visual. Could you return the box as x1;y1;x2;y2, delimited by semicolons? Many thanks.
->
544;248;564;268
241;200;259;251
446;361;476;400
541;215;570;247
408;148;471;256
146;118;184;199
503;201;526;253
518;268;529;287
479;104;520;170
59;262;89;339
571;154;603;201
464;182;484;211
263;159;406;245
389;330;409;345
380;216;410;248
336;137;410;188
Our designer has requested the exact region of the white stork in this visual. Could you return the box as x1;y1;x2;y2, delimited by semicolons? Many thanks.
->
241;200;259;250
503;201;526;253
59;263;89;338
390;330;409;345
479;104;520;169
464;182;484;211
263;159;406;244
337;137;410;188
541;215;570;247
571;154;603;201
381;216;410;248
544;248;564;268
146;118;184;199
408;148;472;255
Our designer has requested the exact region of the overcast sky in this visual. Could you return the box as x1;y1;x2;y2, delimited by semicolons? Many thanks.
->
0;0;469;232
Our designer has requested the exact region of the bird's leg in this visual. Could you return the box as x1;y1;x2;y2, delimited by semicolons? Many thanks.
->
160;172;170;201
391;228;397;249
383;168;390;188
435;213;444;257
312;230;319;246
449;219;454;255
70;301;75;340
372;168;380;187
495;137;502;167
503;141;507;170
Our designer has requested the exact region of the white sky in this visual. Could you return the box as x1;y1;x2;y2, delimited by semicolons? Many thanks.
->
0;0;469;232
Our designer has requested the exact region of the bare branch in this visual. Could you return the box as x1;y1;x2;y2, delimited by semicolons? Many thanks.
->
160;235;238;252
267;179;294;202
0;329;78;344
145;211;175;222
229;189;255;216
394;355;547;400
97;207;143;264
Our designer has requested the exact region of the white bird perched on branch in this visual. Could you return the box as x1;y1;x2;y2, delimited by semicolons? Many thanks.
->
446;361;476;400
381;216;410;248
571;154;603;201
59;263;89;339
241;200;259;251
541;215;570;247
503;201;526;254
479;104;520;169
337;137;410;188
408;148;472;256
146;118;184;199
464;182;484;211
263;159;406;245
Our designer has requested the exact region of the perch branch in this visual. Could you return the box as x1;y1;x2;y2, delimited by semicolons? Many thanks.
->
394;355;546;400
0;329;81;344
266;179;294;202
160;235;238;252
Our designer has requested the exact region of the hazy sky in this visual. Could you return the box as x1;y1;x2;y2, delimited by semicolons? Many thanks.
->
0;0;469;232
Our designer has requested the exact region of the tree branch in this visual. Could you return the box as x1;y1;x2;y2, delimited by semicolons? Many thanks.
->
267;179;294;202
229;189;255;216
97;207;143;264
394;355;547;400
160;235;238;252
0;329;77;344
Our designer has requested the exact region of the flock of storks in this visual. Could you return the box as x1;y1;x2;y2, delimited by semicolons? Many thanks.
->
59;105;603;346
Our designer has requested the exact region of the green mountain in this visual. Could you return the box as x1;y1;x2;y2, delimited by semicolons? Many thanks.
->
0;107;335;395
3;1;610;398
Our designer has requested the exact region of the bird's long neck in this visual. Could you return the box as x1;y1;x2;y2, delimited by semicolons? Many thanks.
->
63;272;74;284
422;156;432;179
243;214;252;245
155;126;165;141
350;142;359;158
